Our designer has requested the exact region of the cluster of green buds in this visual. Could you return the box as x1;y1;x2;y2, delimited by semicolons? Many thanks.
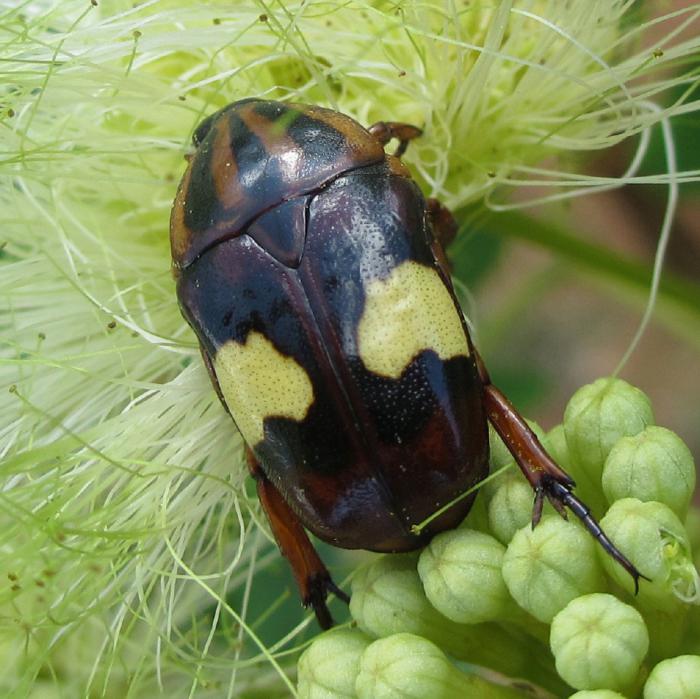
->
297;378;699;698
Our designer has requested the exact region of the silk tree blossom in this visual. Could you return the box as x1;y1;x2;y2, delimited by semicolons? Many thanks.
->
1;1;698;696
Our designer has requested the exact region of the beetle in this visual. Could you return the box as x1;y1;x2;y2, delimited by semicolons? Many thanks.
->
170;98;644;629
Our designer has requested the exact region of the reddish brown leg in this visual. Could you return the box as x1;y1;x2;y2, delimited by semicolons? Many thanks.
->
426;198;459;276
368;120;422;157
426;198;458;249
474;352;648;593
198;347;347;626
246;448;349;629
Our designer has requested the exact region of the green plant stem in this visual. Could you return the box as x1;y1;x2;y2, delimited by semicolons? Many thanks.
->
469;210;700;349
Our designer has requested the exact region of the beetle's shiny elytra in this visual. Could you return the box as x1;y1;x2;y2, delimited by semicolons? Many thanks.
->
170;99;645;629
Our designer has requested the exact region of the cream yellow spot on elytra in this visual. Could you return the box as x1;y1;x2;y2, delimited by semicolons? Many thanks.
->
358;261;469;378
214;332;314;445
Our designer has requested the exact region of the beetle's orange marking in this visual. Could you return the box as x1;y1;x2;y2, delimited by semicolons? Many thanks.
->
211;117;245;210
302;105;385;162
169;165;193;268
239;103;299;161
239;102;385;175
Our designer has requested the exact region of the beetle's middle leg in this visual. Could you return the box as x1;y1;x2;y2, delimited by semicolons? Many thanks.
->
427;197;458;249
424;197;459;275
473;351;648;593
245;448;349;630
368;120;422;157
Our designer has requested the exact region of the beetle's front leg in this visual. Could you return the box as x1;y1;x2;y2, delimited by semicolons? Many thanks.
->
473;352;648;593
246;448;349;630
368;120;422;157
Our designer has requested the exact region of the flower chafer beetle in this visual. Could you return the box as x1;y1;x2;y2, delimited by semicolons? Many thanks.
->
170;99;644;629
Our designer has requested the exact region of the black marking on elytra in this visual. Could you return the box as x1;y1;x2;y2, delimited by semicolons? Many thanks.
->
350;351;443;443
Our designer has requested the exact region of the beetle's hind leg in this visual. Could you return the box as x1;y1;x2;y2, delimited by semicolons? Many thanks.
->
246;448;349;629
474;352;649;594
368;120;422;157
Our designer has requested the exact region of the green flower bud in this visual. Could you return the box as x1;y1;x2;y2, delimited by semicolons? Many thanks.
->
599;498;699;610
548;423;604;514
355;633;527;699
297;628;372;699
502;516;605;623
480;435;514;504
546;424;573;471
602;426;696;519
564;378;654;502
550;593;649;691
417;529;509;624
349;554;564;692
489;423;514;471
487;473;538;545
460;489;491;532
568;692;627;699
643;655;700;699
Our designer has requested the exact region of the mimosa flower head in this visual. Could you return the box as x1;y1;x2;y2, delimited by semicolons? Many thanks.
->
1;2;698;695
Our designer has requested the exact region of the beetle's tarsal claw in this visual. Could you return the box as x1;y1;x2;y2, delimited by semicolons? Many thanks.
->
310;598;334;630
636;571;653;595
547;485;569;520
624;562;651;596
531;488;545;528
327;579;351;605
304;574;336;630
545;480;650;593
303;573;350;628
